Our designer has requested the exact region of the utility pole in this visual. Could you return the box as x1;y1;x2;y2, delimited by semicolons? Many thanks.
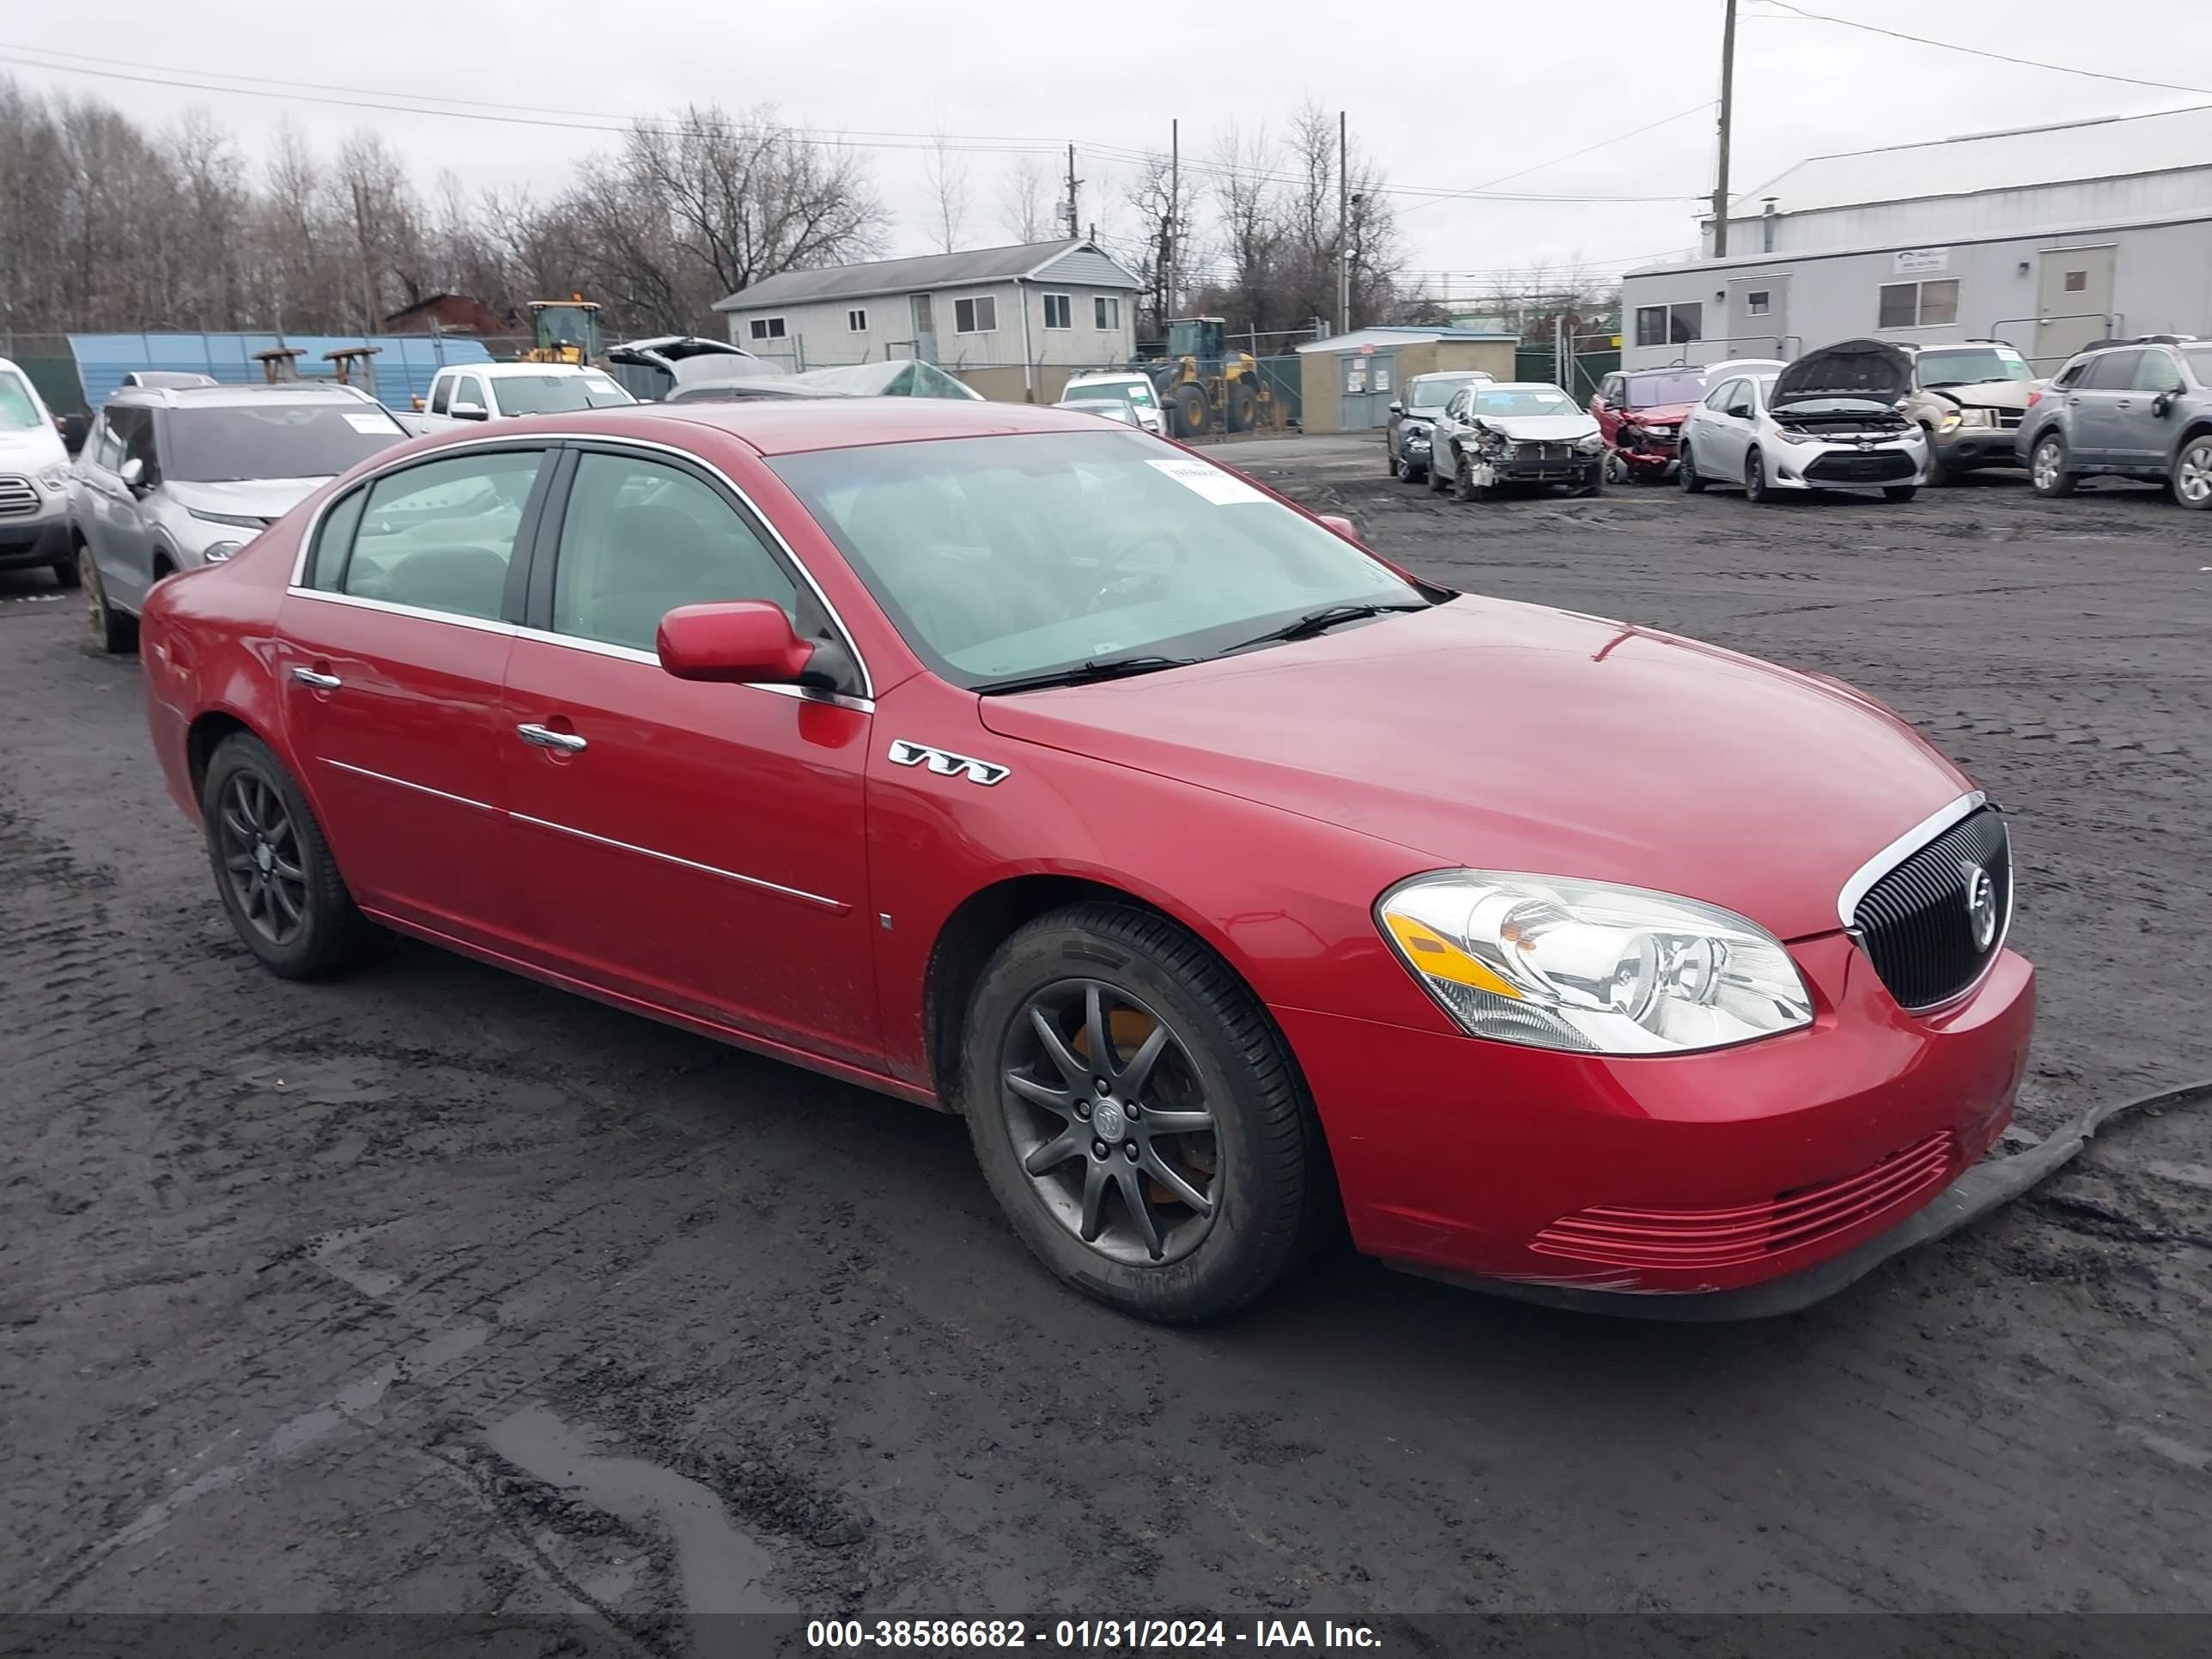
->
1065;143;1081;240
1336;110;1350;334
1167;118;1179;325
1711;0;1738;257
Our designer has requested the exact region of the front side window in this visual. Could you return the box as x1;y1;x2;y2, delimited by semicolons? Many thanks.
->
550;451;796;653
166;401;405;482
1094;295;1120;330
1704;379;1741;411
749;317;787;341
457;376;489;412
489;372;634;416
769;430;1419;690
108;406;161;480
0;372;44;430
1042;294;1073;330
2133;351;2185;395
954;295;998;334
337;450;545;621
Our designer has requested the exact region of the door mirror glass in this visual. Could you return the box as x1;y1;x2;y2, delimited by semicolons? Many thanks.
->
2152;392;2176;417
119;457;146;488
450;400;489;421
657;599;817;685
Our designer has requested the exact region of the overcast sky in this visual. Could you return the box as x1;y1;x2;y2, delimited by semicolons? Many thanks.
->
6;0;2209;300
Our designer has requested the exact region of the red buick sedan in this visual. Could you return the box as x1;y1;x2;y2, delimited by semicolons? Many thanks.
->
137;400;2033;1322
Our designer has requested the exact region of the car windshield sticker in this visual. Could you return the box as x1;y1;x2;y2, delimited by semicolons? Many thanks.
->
1146;457;1267;507
342;412;396;434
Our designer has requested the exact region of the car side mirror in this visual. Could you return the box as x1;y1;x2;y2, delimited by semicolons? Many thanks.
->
1728;403;1752;420
1316;513;1360;542
451;400;489;421
657;600;818;686
119;457;147;489
1387;400;1402;415
411;396;427;412
2152;392;2176;417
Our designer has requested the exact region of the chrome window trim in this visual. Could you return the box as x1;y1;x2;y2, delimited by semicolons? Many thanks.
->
1836;790;1986;928
510;812;845;911
507;624;875;713
323;757;500;814
283;428;875;698
284;586;518;636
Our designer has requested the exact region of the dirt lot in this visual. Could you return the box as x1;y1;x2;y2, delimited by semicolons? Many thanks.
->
3;453;2208;1631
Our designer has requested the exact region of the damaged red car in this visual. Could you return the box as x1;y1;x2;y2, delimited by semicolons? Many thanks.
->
1592;368;1710;482
137;400;2034;1324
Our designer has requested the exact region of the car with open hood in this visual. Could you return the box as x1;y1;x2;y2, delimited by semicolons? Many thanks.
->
136;398;2031;1324
0;355;75;587
1894;340;2039;483
1590;367;1708;483
1384;370;1494;483
1425;380;1605;501
1680;339;1928;504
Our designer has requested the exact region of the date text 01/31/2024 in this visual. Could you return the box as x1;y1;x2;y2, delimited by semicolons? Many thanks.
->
806;1619;1383;1649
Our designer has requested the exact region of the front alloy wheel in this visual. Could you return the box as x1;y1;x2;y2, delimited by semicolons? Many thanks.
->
2172;435;2212;510
1745;448;1772;504
2031;435;2076;496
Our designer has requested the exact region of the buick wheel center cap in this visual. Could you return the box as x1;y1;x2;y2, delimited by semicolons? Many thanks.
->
1093;1100;1128;1143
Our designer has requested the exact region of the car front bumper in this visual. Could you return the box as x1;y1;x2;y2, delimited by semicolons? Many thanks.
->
1470;447;1603;485
0;501;70;568
1936;428;2026;468
1276;931;2034;1308
1762;437;1925;490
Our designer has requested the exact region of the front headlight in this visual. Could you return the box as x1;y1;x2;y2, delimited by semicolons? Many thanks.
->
1574;433;1604;453
1769;424;1818;445
1377;871;1813;1054
40;465;70;492
1952;408;1996;429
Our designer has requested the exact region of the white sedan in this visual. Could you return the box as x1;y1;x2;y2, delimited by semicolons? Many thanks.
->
1680;343;1928;505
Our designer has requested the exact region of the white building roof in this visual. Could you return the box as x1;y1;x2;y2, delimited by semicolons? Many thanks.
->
1294;325;1514;354
1734;102;2212;216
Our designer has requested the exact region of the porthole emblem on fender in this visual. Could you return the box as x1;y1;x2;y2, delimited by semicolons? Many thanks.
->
888;739;1010;787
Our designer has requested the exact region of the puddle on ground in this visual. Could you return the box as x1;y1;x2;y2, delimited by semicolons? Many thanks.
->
486;1404;786;1615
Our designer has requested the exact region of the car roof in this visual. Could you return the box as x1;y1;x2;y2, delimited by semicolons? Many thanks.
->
1470;381;1572;393
489;397;1118;457
447;362;613;378
108;383;390;410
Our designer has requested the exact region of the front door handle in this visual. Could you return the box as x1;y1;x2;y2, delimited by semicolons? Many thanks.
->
291;666;342;690
516;723;587;754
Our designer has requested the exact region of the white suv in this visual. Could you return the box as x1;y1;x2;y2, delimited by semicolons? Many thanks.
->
419;362;635;427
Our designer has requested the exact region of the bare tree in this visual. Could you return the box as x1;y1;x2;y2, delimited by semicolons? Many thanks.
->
921;123;970;253
1125;150;1198;337
996;154;1052;243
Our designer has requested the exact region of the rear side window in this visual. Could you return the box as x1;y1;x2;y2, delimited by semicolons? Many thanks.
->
2081;350;2139;390
550;450;796;653
305;487;368;591
336;450;546;621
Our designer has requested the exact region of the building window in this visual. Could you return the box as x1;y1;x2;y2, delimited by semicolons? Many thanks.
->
2063;270;2087;294
1094;295;1121;330
1746;289;1771;316
1634;302;1702;348
748;317;787;341
847;308;867;332
1042;293;1072;330
954;295;998;334
1878;279;1959;329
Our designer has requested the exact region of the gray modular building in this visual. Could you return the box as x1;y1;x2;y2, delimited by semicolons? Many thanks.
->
1621;104;2212;374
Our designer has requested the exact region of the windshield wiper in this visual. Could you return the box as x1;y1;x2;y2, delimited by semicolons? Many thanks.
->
1225;601;1430;653
976;653;1201;696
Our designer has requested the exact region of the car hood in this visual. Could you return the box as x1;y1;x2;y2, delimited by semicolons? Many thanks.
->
1468;413;1600;441
975;599;1970;942
1621;401;1695;426
1921;379;2035;412
0;426;67;471
1773;339;1911;409
163;477;331;522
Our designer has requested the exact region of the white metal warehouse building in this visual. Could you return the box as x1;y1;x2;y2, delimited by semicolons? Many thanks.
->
1620;104;2212;373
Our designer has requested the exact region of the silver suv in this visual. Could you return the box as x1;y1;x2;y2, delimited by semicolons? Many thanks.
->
2015;335;2212;510
71;383;410;651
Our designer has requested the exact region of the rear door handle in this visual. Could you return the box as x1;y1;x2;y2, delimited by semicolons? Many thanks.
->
291;667;342;690
516;723;587;754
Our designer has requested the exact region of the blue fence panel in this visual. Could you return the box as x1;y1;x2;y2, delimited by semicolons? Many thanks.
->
67;332;493;410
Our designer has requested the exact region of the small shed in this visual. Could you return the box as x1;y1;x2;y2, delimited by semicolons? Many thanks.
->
1296;327;1517;433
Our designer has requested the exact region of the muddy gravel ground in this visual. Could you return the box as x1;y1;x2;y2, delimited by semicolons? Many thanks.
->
3;454;2209;1637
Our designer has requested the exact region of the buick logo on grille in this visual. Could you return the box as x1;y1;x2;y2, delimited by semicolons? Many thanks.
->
1964;864;1998;952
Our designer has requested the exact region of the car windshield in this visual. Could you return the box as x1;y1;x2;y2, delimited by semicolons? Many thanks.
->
1624;372;1705;407
163;402;408;482
490;374;635;416
1407;374;1478;410
1472;386;1577;417
769;430;1421;690
1917;347;2033;388
0;372;43;430
1063;381;1157;407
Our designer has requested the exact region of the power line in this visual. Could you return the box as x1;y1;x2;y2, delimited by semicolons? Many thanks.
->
1396;100;1717;215
1751;2;2212;97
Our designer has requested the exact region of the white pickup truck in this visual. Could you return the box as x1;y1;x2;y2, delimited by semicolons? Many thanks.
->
416;362;635;428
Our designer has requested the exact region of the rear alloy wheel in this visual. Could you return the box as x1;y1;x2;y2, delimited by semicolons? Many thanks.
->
2030;434;2076;497
201;733;383;980
963;903;1325;1323
2172;435;2212;510
1745;448;1773;504
80;544;137;655
1679;442;1706;492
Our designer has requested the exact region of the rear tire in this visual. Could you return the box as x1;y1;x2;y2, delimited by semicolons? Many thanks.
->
1679;442;1706;493
201;733;384;981
960;902;1326;1324
80;544;137;655
2030;434;2076;497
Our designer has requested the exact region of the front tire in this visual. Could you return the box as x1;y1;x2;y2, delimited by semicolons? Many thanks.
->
1745;447;1773;504
2171;434;2212;510
2030;434;2076;497
52;556;81;590
200;733;383;981
1454;453;1492;503
1679;442;1707;492
961;903;1325;1323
